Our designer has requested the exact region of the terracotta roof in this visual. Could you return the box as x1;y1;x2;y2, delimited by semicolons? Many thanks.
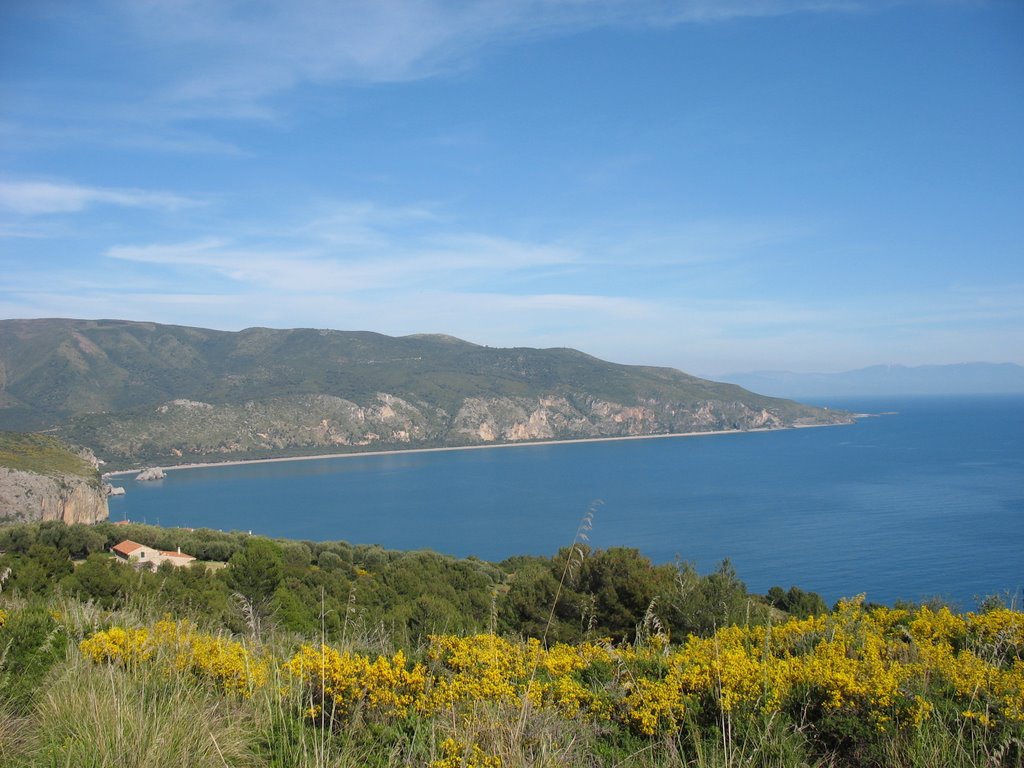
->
159;550;196;561
112;540;143;556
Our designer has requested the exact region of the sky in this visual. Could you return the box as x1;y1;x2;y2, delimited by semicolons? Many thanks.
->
1;0;1022;377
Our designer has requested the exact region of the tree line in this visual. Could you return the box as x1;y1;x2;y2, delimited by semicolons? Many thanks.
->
0;520;827;643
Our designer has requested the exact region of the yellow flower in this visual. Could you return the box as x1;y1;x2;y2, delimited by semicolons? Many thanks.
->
76;604;1024;737
284;643;428;722
622;677;686;735
80;620;267;697
431;737;502;768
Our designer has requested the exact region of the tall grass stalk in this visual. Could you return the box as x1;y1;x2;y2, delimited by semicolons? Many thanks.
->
541;500;599;649
512;501;600;747
0;699;30;766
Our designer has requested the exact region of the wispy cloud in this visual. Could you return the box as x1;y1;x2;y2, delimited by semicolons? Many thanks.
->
5;184;1019;372
105;223;580;294
98;0;886;120
5;251;1021;374
91;198;1020;365
0;0;923;155
0;116;246;156
0;179;199;216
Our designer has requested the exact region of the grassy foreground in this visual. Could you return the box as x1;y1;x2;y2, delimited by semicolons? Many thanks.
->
1;592;1022;766
0;519;1021;766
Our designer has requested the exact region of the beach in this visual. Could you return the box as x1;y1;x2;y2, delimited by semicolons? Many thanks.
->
102;422;846;477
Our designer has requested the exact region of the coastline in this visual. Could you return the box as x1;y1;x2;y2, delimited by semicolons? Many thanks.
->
104;421;851;476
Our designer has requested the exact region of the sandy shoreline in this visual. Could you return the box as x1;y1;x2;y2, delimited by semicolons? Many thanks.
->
103;422;849;477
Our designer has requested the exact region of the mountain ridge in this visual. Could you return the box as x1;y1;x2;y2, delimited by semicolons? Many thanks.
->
0;318;851;467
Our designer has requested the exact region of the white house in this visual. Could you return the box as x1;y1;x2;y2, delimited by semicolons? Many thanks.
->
111;539;196;568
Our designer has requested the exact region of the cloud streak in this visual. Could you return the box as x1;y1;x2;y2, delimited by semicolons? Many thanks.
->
105;230;580;295
5;175;1017;373
0;179;198;216
82;195;1020;372
0;0;936;157
101;0;887;120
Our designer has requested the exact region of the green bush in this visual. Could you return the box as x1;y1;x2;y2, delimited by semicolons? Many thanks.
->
0;604;68;714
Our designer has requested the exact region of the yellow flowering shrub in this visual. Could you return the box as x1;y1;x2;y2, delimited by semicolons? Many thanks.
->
0;608;9;628
176;627;270;696
749;614;827;655
540;640;613;677
672;627;766;712
79;604;1024;741
426;633;528;709
967;608;1024;660
431;737;502;768
909;605;967;646
80;619;267;697
80;626;153;665
622;676;687;735
532;674;612;721
283;643;427;722
615;600;1022;735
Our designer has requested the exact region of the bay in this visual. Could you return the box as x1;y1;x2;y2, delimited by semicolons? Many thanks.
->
109;395;1024;607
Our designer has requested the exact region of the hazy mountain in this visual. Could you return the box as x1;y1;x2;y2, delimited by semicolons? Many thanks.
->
0;319;849;467
720;363;1024;399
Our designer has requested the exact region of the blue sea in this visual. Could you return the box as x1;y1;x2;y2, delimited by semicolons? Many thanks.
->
109;395;1023;608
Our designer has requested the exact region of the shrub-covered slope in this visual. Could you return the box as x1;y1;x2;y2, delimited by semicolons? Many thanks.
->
0;319;851;466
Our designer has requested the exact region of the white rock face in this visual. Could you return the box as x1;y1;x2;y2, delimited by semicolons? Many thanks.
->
0;467;109;525
136;467;166;481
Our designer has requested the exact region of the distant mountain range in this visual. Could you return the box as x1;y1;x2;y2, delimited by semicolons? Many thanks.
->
720;363;1024;399
0;319;849;467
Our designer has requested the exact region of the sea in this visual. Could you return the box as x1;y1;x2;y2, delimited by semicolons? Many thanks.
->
109;395;1024;608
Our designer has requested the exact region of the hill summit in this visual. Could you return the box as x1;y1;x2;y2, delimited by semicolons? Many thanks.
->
0;319;850;467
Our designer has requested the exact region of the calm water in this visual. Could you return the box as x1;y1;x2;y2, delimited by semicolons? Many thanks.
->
110;395;1024;607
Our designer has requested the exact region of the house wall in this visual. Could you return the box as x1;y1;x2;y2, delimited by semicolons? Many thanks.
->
130;545;162;564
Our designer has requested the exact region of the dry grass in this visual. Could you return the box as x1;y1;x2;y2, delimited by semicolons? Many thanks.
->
20;650;257;768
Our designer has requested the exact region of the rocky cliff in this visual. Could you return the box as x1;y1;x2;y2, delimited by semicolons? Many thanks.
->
0;432;109;525
0;467;109;524
450;394;801;443
70;390;849;467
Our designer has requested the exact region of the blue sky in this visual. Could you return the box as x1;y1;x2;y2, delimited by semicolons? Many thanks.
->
2;0;1021;376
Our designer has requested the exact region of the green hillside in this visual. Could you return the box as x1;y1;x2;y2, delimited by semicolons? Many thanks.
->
0;432;98;485
0;319;850;466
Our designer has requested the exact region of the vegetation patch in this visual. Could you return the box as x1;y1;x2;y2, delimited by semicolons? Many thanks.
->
0;431;97;482
1;520;1021;765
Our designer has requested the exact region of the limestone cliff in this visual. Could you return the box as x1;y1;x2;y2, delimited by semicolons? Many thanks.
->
69;389;852;468
0;432;109;525
0;467;109;524
451;395;802;443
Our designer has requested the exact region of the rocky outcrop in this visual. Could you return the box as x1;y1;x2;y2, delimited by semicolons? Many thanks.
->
62;392;853;467
0;467;109;525
452;394;825;443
